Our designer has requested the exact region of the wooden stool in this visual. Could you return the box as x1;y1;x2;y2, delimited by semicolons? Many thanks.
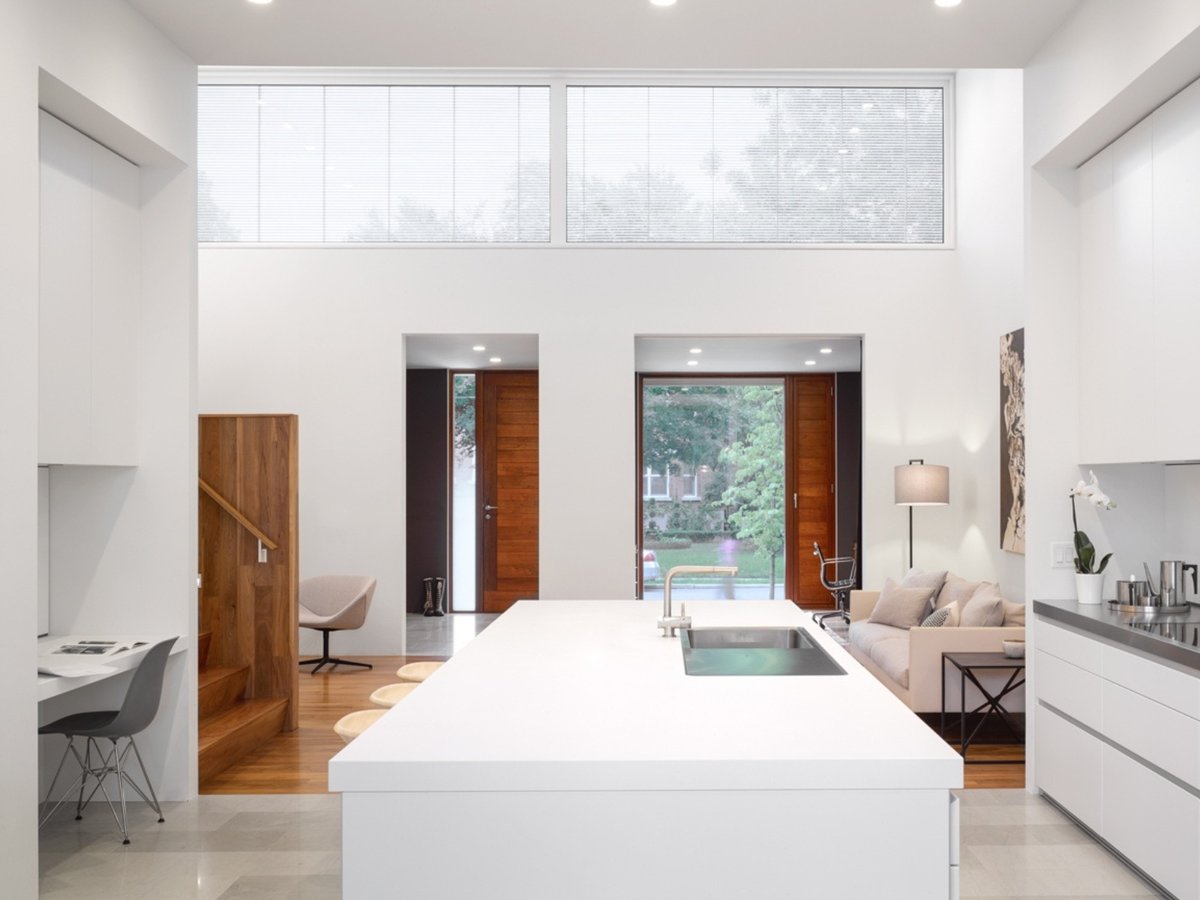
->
369;682;419;709
395;661;443;683
334;709;387;743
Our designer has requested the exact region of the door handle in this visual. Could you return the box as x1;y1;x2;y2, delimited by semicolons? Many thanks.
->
483;504;499;511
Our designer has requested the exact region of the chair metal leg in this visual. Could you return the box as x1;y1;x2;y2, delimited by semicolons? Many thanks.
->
74;737;93;820
300;630;373;674
110;738;131;844
127;736;165;823
39;738;78;828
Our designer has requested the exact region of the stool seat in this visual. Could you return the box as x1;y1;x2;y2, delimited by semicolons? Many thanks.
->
369;682;420;709
334;709;387;743
395;661;444;683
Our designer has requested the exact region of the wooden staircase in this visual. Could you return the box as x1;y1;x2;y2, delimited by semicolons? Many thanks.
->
197;631;288;785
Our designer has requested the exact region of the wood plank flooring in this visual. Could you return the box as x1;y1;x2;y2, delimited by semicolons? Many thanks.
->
201;655;444;794
201;651;1024;793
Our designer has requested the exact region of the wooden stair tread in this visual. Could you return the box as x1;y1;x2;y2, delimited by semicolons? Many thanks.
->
198;665;250;718
199;697;289;784
199;697;288;748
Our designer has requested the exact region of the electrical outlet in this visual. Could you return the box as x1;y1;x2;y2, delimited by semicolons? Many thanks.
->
1051;541;1074;569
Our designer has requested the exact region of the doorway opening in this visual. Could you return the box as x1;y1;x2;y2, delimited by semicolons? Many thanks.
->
635;337;862;607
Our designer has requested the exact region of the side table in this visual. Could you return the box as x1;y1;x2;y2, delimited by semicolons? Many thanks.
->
941;651;1025;764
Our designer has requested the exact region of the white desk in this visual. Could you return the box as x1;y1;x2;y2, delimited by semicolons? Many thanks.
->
38;634;186;703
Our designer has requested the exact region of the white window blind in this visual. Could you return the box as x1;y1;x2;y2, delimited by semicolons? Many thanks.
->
198;85;550;243
566;86;944;244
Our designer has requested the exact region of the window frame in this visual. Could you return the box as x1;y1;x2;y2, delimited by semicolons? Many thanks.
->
199;68;955;250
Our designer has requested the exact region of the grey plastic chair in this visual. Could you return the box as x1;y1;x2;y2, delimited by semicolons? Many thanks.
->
38;637;177;844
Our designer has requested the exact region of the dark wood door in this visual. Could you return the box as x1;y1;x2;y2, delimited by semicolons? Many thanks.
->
786;375;837;607
478;371;539;613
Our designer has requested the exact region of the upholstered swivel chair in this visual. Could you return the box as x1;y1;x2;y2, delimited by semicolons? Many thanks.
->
299;575;377;674
39;637;177;844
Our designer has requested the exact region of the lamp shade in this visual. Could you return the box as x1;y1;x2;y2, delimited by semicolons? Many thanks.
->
894;462;949;506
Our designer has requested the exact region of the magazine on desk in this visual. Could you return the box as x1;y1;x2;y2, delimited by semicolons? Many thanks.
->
47;640;147;657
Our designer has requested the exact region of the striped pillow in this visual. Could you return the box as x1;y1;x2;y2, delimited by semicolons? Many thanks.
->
919;606;953;628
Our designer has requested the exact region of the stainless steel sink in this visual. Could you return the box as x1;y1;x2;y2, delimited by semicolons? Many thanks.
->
680;627;847;676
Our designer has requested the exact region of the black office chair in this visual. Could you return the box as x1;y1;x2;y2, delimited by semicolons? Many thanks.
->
812;542;857;631
39;638;177;844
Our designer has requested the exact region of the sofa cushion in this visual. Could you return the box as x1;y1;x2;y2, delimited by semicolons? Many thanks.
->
961;582;1006;627
902;568;949;607
869;578;937;629
919;605;954;627
848;620;908;655
936;574;981;611
868;637;910;689
1003;599;1026;627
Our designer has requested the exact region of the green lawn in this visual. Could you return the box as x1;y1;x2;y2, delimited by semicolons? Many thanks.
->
645;540;782;583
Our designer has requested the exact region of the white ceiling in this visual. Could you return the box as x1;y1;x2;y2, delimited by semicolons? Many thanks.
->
636;336;861;374
405;334;539;370
128;0;1080;70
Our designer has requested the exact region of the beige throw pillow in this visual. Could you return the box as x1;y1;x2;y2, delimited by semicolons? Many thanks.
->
960;583;1006;627
902;568;949;607
943;602;961;627
936;574;981;611
869;578;937;629
1003;599;1026;627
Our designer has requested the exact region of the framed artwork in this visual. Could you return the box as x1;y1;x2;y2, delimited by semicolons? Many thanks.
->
1000;328;1025;554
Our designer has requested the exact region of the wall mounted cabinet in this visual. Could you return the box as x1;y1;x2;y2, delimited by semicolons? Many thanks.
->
39;111;140;466
1078;78;1200;464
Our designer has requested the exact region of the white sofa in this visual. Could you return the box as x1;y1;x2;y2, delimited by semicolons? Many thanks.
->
846;590;1025;713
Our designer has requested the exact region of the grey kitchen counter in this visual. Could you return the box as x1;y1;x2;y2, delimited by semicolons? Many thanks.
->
1034;596;1200;673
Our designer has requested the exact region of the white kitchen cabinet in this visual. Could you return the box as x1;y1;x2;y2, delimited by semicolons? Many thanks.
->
38;110;140;466
1035;703;1103;833
1077;77;1200;464
1034;649;1102;731
1102;743;1200;900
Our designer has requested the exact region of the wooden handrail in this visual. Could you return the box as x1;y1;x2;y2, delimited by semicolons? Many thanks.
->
199;478;279;551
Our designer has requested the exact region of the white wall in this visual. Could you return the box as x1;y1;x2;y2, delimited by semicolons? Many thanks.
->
200;70;1026;654
0;5;195;888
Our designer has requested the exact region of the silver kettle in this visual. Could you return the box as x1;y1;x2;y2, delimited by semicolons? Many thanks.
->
1144;561;1199;608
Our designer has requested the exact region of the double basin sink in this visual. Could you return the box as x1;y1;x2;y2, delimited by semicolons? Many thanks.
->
680;626;846;677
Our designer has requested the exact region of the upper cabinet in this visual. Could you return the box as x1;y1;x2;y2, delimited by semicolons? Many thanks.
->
39;112;140;466
1079;79;1200;465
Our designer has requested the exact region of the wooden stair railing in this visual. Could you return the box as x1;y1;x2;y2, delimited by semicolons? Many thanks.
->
198;478;279;551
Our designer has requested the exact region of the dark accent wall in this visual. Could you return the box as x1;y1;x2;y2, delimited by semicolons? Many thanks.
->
406;369;450;613
835;372;863;588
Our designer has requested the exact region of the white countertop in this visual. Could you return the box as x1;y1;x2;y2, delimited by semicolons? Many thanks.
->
38;634;186;702
330;601;962;793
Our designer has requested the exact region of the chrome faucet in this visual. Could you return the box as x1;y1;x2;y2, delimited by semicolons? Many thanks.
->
658;565;739;637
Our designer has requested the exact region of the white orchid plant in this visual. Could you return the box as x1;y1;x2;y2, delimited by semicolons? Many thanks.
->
1070;471;1116;575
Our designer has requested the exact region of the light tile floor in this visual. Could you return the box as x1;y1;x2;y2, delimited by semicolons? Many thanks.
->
405;612;498;657
38;789;1164;898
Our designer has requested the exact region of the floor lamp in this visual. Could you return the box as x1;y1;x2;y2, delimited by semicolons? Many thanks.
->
894;459;949;570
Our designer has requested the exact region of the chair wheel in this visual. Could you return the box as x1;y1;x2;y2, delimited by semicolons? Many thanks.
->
122;838;130;845
158;817;165;823
74;815;82;821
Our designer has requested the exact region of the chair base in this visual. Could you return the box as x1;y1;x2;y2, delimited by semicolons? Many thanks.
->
299;629;373;675
813;609;851;630
40;735;165;844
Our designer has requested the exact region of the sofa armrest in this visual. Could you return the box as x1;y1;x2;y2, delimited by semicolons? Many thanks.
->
849;590;881;623
907;626;1025;712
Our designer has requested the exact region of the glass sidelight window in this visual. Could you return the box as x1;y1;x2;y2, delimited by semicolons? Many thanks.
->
451;373;477;612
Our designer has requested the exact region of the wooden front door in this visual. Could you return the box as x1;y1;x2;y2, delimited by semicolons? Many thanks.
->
786;375;837;607
478;371;539;613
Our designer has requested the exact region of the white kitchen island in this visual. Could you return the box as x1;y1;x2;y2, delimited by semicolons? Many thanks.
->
331;600;963;899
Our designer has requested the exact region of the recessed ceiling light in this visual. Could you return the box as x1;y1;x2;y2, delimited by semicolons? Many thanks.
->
689;347;702;354
247;0;273;5
687;360;699;367
650;0;677;6
489;357;502;364
819;347;833;354
934;0;962;7
804;360;817;366
472;345;486;352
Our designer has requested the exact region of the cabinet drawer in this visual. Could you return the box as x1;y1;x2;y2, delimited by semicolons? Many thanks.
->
1103;679;1200;787
1036;618;1103;674
1102;643;1200;721
1035;704;1102;833
1035;649;1102;731
1103;743;1200;900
